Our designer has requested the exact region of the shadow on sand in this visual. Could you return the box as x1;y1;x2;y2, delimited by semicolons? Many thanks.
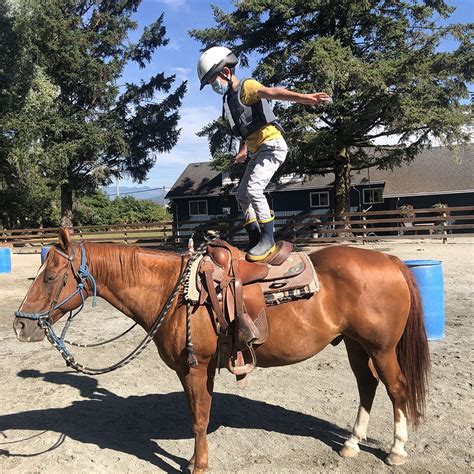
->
0;369;386;471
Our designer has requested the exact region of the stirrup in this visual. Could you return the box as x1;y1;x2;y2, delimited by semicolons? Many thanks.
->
228;346;257;376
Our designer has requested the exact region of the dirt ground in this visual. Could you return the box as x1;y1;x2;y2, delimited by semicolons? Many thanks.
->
0;239;472;473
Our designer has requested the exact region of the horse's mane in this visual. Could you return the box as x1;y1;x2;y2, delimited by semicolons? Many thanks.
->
85;242;181;286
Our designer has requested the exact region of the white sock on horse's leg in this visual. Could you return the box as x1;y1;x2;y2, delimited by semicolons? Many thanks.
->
341;405;370;456
386;409;408;465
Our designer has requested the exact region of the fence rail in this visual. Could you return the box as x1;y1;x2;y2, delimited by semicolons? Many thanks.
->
1;206;473;250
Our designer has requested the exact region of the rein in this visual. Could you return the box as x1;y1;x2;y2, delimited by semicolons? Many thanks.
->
15;241;207;375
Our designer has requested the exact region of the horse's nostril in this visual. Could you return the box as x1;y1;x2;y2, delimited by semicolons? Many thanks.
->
18;321;25;330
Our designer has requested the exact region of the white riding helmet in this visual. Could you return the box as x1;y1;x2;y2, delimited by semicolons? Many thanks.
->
197;46;238;90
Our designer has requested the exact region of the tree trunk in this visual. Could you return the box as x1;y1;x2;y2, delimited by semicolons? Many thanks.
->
334;149;351;218
60;184;73;228
333;150;352;238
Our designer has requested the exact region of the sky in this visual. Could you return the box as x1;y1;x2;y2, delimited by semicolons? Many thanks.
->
118;0;473;191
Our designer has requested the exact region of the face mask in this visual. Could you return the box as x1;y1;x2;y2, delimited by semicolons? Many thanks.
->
211;77;229;95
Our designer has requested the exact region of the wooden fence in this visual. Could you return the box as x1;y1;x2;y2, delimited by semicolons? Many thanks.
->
174;205;474;244
1;206;473;250
275;205;474;244
0;222;174;249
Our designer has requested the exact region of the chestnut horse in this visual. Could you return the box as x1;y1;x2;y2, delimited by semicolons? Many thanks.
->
14;228;430;472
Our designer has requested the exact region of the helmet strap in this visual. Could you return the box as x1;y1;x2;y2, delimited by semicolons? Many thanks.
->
219;71;234;95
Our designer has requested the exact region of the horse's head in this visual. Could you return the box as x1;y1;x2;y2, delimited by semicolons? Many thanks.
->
13;227;91;342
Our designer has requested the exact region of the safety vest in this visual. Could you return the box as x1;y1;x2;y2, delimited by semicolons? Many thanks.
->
222;78;281;139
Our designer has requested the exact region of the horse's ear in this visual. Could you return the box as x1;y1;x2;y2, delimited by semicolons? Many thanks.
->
58;227;73;254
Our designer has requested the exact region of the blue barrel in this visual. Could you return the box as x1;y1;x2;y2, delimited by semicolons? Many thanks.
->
0;247;12;274
41;246;51;263
404;260;445;341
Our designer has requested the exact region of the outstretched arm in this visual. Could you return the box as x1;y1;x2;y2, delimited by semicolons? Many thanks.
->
257;86;330;106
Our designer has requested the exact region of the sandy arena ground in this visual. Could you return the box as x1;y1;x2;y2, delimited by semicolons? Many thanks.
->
0;239;472;473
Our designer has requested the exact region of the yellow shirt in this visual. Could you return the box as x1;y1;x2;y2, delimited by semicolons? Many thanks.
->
239;78;282;153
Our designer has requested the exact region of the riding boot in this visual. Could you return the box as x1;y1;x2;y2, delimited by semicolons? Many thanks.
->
243;219;261;252
247;216;276;261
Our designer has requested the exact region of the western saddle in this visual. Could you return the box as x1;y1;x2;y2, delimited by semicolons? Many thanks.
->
192;239;318;383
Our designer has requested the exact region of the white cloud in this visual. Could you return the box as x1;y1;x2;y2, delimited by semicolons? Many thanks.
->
177;105;220;141
172;66;191;82
156;0;188;10
165;39;182;51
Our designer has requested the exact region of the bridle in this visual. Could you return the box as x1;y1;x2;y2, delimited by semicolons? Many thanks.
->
15;242;96;332
14;242;99;367
14;240;207;375
15;242;97;326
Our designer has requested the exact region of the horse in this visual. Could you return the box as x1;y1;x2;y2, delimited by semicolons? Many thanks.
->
13;227;430;473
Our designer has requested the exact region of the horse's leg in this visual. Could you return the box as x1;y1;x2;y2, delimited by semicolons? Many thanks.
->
370;349;409;466
178;359;216;473
340;337;379;458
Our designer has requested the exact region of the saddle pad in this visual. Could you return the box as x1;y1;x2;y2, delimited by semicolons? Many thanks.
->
264;278;319;306
184;254;203;304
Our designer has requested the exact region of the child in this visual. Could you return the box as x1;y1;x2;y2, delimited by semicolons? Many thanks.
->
198;46;330;261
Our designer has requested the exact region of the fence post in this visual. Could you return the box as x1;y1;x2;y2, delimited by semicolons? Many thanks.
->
172;221;178;245
362;214;367;244
124;229;128;245
442;211;448;244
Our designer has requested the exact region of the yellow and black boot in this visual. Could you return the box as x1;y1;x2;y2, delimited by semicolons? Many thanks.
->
243;219;261;252
247;216;276;261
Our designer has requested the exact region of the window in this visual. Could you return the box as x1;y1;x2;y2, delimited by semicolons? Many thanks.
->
189;200;208;216
363;187;384;204
310;191;330;208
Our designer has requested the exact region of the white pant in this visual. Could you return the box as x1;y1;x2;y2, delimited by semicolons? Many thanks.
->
236;138;288;222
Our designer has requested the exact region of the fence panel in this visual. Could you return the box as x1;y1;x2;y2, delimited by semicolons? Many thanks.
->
1;206;473;250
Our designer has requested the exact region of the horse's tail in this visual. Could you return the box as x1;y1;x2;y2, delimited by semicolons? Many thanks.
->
389;255;431;426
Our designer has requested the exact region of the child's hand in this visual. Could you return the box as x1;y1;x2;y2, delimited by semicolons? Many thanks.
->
234;151;247;164
299;92;331;106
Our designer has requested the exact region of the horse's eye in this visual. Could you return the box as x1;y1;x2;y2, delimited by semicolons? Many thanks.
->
44;274;58;283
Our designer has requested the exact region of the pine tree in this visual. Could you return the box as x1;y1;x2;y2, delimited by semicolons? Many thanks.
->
191;0;472;215
1;0;186;226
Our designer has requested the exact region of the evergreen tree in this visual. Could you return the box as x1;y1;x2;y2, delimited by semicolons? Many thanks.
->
0;2;58;228
73;191;170;226
1;0;185;226
191;0;472;215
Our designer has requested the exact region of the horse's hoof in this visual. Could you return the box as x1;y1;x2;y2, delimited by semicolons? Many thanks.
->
386;452;408;466
186;462;208;473
339;444;360;458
